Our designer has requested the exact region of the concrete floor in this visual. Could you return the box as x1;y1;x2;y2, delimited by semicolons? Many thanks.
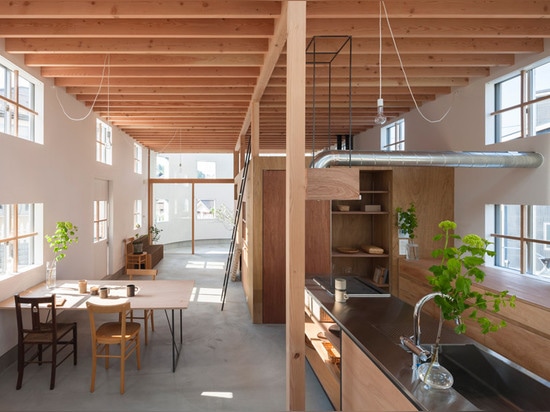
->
0;241;333;411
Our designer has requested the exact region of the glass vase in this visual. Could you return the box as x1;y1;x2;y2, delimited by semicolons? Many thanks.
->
406;242;419;260
46;261;57;289
417;346;454;389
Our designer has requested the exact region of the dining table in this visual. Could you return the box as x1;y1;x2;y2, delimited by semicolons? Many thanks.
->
0;279;195;372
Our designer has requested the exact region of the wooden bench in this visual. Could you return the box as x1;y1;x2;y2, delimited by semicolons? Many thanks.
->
126;235;164;271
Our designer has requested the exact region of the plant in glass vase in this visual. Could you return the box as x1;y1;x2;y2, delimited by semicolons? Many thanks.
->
44;221;79;289
396;202;418;260
418;220;516;389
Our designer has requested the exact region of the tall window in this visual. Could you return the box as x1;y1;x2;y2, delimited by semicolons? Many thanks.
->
0;203;42;276
93;200;108;243
381;119;405;151
96;119;112;165
490;60;550;142
492;204;550;280
134;142;143;174
134;200;142;229
0;58;42;142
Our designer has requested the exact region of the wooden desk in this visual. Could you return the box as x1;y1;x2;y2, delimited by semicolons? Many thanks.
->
0;279;194;372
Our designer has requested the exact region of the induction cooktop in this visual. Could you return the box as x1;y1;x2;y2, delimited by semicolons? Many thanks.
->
313;275;390;298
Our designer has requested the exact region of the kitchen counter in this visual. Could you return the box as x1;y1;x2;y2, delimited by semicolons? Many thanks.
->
305;279;549;411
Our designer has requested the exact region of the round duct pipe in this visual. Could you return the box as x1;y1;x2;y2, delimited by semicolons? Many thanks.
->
310;150;544;169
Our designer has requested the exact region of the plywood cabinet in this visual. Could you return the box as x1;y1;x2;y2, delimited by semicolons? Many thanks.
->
262;170;331;323
341;332;417;411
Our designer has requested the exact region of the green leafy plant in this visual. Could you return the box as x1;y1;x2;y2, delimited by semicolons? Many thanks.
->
149;224;163;243
396;202;417;240
428;220;516;335
45;221;79;262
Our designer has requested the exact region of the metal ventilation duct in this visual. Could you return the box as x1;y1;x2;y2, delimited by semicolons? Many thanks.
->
310;150;544;169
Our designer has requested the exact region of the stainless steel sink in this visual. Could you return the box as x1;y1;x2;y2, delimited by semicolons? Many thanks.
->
424;343;550;411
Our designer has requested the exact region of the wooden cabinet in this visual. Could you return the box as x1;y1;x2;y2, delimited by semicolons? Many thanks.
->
331;170;391;288
341;332;417;411
262;170;331;323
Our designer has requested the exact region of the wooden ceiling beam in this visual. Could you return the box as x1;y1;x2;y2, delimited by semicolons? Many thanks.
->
307;18;550;38
0;1;281;19
307;1;550;18
5;38;269;54
54;77;258;87
43;66;260;77
26;53;265;67
67;86;256;95
0;18;275;38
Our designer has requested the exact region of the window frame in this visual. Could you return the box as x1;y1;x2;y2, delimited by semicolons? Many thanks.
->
0;57;43;143
380;118;405;151
134;142;143;174
0;203;42;276
96;119;113;165
491;204;550;279
93;200;108;243
489;59;550;143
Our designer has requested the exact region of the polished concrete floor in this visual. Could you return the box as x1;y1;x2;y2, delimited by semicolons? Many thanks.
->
0;241;333;412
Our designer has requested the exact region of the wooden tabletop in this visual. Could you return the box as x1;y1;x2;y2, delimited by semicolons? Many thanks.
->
0;279;195;311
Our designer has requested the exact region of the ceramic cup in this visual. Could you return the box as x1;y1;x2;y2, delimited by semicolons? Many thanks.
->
99;287;109;299
78;279;87;294
334;277;348;303
127;284;136;297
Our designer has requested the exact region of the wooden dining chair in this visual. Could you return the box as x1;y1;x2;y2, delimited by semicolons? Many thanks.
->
14;294;78;390
126;268;158;345
86;301;141;394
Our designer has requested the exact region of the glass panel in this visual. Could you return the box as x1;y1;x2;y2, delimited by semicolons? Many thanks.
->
18;236;35;269
497;204;521;236
152;153;233;179
496;108;521;142
195;183;233;240
17;204;33;235
0;65;8;98
18;76;33;108
496;75;521;110
497;238;521;270
0;240;15;275
0;204;15;239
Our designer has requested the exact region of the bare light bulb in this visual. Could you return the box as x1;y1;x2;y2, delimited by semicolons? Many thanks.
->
374;98;387;125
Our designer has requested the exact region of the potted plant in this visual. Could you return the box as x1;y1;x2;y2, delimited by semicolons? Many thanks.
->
45;221;79;289
396;202;418;259
149;224;163;244
419;220;516;388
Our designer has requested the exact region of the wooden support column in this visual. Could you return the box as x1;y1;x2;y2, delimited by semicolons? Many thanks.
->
285;2;306;411
251;101;260;157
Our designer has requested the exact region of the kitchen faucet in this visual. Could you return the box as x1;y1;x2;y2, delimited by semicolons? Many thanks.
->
400;292;461;370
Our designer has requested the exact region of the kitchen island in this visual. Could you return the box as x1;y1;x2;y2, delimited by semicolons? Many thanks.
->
305;278;550;411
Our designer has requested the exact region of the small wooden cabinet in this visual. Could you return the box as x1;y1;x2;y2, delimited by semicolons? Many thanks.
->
331;170;391;288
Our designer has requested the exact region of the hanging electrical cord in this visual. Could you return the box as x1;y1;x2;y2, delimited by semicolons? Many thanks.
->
380;0;453;124
374;0;387;125
54;54;110;122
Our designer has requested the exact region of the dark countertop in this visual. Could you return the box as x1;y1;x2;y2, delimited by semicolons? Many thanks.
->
305;279;480;411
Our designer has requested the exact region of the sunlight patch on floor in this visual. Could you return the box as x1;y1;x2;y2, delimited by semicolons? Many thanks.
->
201;391;233;399
190;287;222;303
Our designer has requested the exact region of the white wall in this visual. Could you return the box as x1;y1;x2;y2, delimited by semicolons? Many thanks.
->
355;39;550;238
0;40;148;357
